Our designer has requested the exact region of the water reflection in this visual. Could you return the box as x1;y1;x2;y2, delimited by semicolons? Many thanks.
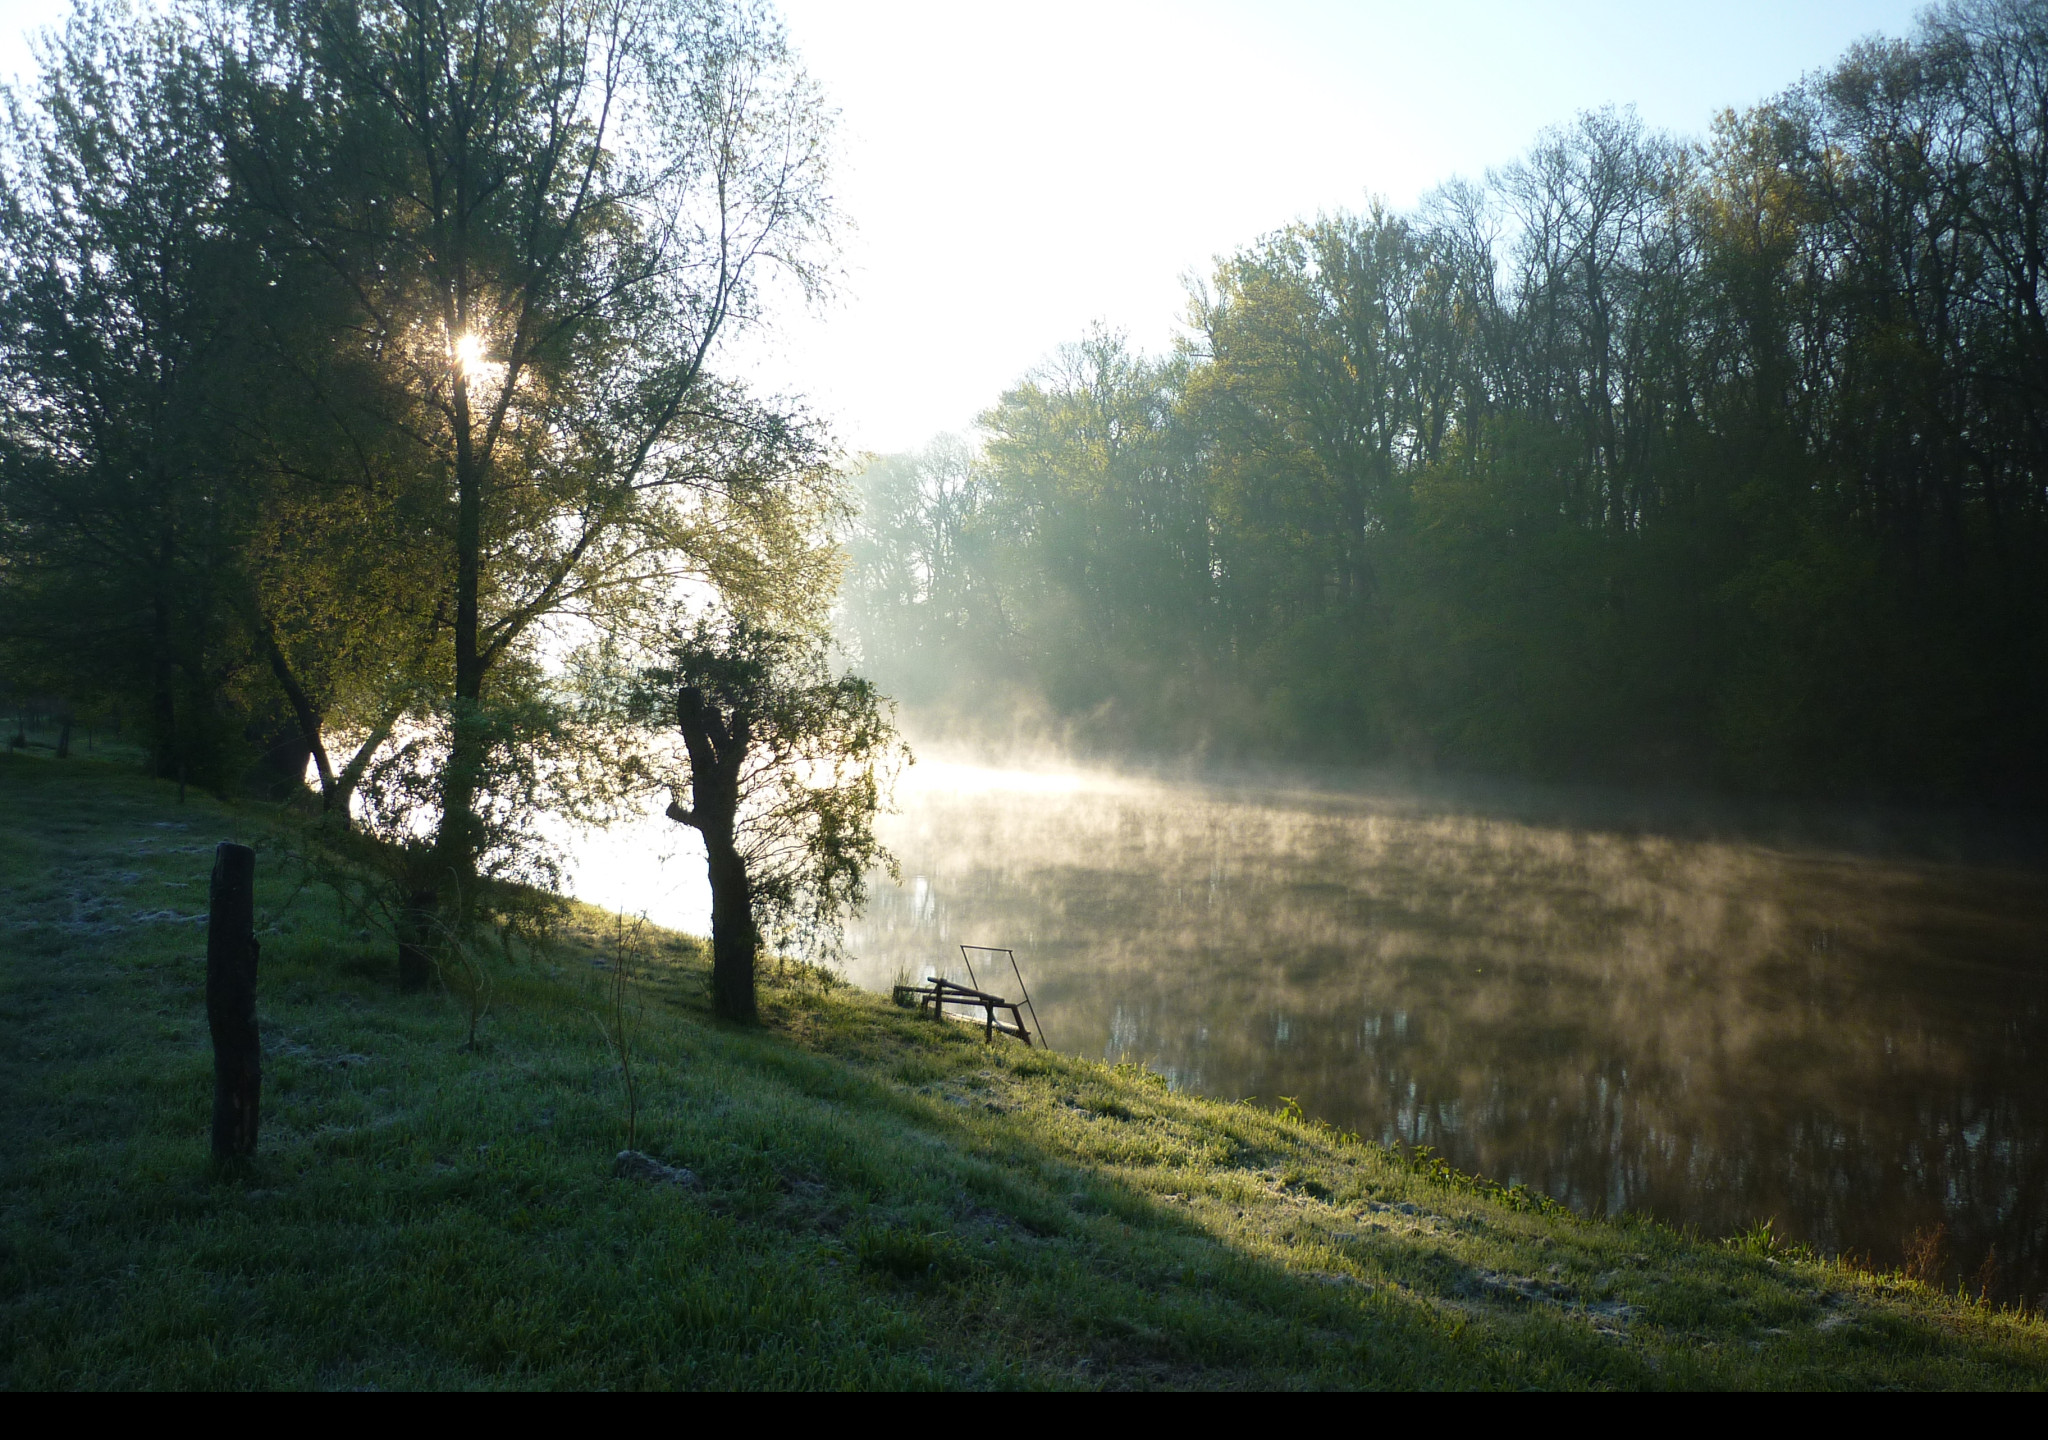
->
843;760;2048;1303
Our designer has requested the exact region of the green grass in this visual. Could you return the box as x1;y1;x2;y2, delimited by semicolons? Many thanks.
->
3;750;2045;1390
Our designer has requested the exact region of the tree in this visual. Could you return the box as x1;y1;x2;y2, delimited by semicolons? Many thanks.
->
974;332;1215;736
841;434;1033;717
1;3;465;813
220;0;842;978
641;615;901;1023
0;5;264;788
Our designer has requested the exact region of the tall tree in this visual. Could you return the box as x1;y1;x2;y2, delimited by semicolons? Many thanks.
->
841;436;997;703
0;3;265;788
221;0;841;978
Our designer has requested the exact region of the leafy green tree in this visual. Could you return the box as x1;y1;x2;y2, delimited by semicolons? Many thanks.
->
221;0;843;978
0;2;454;816
640;615;902;1023
973;333;1217;739
0;3;269;789
840;437;994;704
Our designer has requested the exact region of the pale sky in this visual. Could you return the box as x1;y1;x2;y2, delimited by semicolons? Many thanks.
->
0;0;1929;455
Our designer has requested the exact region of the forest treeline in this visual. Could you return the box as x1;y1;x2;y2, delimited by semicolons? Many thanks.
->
846;0;2048;806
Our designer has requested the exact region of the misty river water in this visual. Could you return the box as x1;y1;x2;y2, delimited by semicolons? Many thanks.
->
569;755;2048;1304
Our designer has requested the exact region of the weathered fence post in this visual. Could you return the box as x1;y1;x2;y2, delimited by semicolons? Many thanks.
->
207;842;261;1161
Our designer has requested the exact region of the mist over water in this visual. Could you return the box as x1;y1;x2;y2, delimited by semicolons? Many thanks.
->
838;753;2048;1302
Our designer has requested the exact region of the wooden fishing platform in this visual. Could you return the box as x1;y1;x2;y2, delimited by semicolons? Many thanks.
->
893;976;1035;1045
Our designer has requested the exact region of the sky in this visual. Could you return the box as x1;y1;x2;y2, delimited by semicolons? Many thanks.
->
0;0;1930;454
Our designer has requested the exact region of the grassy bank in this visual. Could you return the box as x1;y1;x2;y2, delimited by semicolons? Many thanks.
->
3;751;2044;1389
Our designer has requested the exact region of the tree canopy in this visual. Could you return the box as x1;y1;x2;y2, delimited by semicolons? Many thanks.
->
845;0;2048;807
638;614;901;1021
0;0;864;981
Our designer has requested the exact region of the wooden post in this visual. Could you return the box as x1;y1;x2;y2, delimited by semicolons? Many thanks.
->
207;842;261;1161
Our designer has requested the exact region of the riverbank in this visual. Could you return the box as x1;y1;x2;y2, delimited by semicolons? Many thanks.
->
3;752;2044;1389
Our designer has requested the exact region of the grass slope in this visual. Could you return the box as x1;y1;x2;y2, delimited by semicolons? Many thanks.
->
3;750;2044;1390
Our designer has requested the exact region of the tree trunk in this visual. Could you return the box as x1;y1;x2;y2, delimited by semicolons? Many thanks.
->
397;889;438;993
668;682;758;1024
207;842;261;1160
330;716;397;834
55;716;71;759
418;442;484;981
431;703;484;934
433;707;486;899
150;580;178;781
258;617;336;804
434;342;486;908
705;837;759;1024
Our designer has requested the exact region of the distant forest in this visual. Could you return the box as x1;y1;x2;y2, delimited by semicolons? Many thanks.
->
845;0;2048;807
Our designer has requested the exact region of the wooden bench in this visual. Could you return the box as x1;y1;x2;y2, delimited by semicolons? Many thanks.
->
891;976;1035;1045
